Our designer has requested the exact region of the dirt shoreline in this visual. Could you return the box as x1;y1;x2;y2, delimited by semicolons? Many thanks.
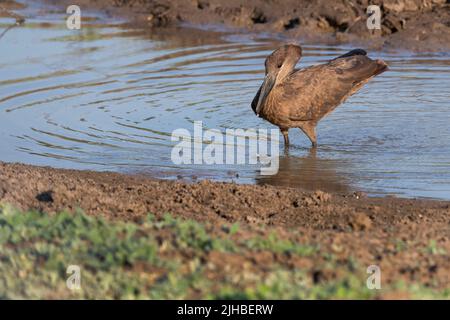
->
1;161;450;294
36;0;450;52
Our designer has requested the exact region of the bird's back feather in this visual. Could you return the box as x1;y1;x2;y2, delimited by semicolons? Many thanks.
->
279;54;387;122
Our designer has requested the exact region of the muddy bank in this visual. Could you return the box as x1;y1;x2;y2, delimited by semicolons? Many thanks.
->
1;161;450;292
37;0;450;52
0;1;25;24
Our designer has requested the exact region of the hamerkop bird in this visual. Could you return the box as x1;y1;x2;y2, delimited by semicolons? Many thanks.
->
251;44;388;147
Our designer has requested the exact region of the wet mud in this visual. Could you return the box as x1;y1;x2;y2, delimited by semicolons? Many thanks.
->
39;0;450;52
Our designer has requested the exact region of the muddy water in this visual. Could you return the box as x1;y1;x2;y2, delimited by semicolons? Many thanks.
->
1;2;449;199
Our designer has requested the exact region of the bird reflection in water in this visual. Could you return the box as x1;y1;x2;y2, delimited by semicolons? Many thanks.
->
256;148;352;194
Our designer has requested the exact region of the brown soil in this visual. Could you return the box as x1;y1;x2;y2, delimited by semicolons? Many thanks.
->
0;0;25;22
39;0;450;52
1;161;450;294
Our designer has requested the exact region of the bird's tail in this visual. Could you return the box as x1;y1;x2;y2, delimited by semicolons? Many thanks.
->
374;59;389;76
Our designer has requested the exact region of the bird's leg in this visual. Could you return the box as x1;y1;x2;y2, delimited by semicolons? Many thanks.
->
281;129;289;147
300;124;317;148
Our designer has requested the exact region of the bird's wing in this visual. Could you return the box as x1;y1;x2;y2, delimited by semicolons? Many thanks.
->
329;54;387;83
281;64;353;122
283;55;386;122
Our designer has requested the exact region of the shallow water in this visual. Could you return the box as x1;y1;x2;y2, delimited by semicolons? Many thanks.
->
1;2;450;199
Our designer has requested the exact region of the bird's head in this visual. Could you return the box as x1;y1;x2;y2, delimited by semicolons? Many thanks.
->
253;44;302;116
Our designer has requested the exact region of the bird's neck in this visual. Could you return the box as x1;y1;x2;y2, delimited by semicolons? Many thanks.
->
276;63;296;85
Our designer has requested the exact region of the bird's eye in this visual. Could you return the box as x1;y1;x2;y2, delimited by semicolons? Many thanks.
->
277;63;282;68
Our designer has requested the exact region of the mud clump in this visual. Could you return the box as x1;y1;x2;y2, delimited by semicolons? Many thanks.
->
298;190;332;207
312;190;332;203
349;212;373;231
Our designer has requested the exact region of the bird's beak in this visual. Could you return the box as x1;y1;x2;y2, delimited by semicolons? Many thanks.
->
255;73;276;116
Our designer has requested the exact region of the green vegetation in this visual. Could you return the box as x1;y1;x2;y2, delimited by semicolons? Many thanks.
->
424;240;447;256
245;232;318;257
0;204;448;299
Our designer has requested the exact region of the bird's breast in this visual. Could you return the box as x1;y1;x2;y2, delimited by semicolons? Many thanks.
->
258;92;292;128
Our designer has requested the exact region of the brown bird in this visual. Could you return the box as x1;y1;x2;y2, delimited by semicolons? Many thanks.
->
251;44;388;147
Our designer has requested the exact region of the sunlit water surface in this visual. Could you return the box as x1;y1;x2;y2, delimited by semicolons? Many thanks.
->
1;1;450;199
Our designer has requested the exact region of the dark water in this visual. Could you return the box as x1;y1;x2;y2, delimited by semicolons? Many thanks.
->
1;1;450;199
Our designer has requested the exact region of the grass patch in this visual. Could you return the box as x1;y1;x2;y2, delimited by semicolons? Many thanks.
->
0;204;448;299
245;232;318;257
